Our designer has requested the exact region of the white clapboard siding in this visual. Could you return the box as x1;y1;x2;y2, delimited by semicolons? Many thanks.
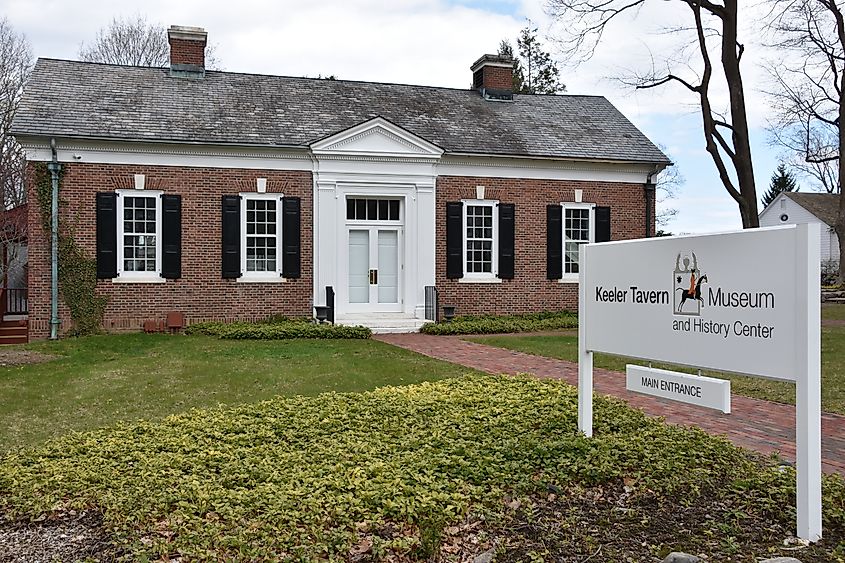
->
760;193;838;266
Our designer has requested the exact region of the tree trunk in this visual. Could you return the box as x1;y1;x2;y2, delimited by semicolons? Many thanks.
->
722;0;759;228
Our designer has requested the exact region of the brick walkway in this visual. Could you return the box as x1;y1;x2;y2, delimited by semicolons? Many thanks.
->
375;333;845;475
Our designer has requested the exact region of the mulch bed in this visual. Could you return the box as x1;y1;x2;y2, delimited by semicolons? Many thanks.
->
0;510;124;562
430;481;842;563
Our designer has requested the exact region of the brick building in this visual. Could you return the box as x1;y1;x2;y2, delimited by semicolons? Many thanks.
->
12;26;669;338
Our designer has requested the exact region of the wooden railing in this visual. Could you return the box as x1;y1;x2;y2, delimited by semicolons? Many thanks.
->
1;288;28;316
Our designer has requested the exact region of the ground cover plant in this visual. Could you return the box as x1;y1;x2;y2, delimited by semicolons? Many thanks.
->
0;334;464;449
0;375;844;561
469;326;845;415
185;320;371;339
421;311;577;335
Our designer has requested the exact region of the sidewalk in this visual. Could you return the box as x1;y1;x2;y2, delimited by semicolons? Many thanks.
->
375;333;845;475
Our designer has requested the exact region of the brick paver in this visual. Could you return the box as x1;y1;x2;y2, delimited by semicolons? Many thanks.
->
376;333;845;475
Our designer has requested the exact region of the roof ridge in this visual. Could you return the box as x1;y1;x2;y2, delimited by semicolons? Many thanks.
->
34;57;609;99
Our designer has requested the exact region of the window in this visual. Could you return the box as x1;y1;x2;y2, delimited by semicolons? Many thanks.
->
241;194;283;279
346;198;400;221
562;203;594;280
463;200;498;279
117;190;162;280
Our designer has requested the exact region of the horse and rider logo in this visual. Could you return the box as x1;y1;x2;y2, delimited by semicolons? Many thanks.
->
674;252;708;316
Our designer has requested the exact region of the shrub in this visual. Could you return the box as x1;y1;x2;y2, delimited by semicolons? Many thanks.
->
421;311;577;335
1;374;843;560
185;321;371;340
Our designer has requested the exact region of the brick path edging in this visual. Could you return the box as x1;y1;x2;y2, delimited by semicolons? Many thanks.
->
375;333;845;475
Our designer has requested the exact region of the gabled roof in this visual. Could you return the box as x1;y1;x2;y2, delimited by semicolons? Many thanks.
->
783;193;840;226
11;58;670;165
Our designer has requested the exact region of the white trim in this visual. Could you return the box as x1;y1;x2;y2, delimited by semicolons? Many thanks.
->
112;277;166;284
438;154;658;183
18;138;313;171
560;202;596;283
239;192;285;281
116;189;163;282
459;277;503;284
462;199;499;282
311;117;444;159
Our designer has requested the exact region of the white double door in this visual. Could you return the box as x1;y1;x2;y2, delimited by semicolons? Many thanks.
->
347;227;402;312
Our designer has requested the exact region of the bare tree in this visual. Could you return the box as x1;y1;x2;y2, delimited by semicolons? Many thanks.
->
656;149;684;228
766;0;845;283
0;17;31;210
0;17;32;288
79;15;220;69
546;0;760;228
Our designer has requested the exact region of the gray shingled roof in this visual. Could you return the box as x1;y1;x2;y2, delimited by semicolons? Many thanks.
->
12;58;669;164
786;193;840;226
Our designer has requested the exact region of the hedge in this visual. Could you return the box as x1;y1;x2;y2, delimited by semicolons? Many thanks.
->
421;311;578;335
185;321;371;340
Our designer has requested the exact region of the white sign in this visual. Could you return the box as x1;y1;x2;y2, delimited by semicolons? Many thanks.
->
626;365;731;413
583;226;803;381
577;224;821;542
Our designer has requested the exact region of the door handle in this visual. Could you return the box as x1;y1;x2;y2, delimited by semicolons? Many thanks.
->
369;269;378;285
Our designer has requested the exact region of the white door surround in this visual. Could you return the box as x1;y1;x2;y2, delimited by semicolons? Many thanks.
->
311;118;442;322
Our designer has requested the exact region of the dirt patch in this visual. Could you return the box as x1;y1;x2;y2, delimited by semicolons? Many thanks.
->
432;481;843;563
823;319;845;328
0;510;124;563
0;350;57;367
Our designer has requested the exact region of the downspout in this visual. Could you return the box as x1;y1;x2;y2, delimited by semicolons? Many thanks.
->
644;169;658;238
47;139;61;340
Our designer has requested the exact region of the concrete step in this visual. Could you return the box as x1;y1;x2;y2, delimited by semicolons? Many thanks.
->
336;314;428;334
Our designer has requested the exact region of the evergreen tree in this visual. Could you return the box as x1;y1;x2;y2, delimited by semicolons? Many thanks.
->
761;163;798;208
498;27;564;94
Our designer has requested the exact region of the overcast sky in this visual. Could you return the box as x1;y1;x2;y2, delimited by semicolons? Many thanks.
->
3;0;789;234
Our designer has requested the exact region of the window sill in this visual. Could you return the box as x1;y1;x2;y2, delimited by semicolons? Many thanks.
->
459;277;503;284
112;276;166;284
558;277;579;284
236;276;288;283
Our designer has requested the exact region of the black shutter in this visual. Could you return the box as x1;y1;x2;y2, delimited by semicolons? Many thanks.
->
446;201;464;279
547;205;563;280
282;196;301;279
96;192;118;278
161;194;182;279
595;206;611;243
498;203;515;279
221;195;241;278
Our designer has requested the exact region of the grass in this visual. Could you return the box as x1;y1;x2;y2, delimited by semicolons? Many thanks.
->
825;303;845;321
0;333;471;449
468;325;845;414
1;374;843;561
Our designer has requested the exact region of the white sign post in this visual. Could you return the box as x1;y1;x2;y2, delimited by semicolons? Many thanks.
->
577;224;821;542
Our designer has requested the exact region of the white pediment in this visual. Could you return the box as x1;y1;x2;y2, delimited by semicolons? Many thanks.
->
310;117;443;159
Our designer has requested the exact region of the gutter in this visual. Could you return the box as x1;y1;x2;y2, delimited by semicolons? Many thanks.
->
47;139;61;340
644;168;659;238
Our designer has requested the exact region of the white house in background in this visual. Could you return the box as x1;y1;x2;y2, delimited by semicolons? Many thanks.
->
759;192;840;272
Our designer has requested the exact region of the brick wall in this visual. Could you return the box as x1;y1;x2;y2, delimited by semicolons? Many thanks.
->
169;38;205;67
27;162;312;339
482;66;513;91
435;176;653;315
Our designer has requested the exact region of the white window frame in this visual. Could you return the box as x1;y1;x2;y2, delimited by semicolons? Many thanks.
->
240;192;284;282
561;202;595;283
461;199;499;282
116;189;164;282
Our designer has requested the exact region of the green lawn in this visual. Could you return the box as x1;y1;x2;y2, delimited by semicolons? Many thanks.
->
468;325;845;414
0;334;472;449
825;303;845;321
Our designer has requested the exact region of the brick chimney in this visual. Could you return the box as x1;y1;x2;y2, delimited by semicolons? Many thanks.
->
168;25;207;78
470;54;515;101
